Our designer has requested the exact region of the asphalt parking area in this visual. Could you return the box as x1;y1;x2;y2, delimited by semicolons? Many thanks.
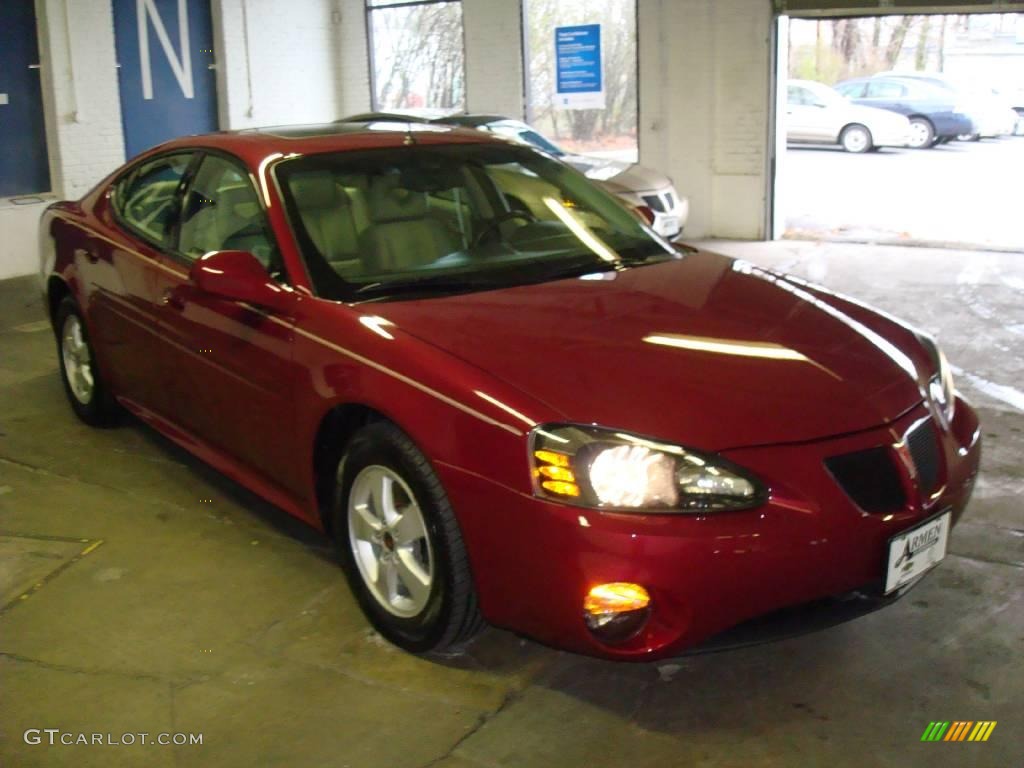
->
2;240;1022;767
783;136;1023;251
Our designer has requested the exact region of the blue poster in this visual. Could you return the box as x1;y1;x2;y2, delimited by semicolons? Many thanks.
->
554;24;605;110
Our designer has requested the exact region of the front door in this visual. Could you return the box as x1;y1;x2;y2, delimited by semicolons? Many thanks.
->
150;152;303;496
89;151;195;414
0;0;51;196
112;0;218;159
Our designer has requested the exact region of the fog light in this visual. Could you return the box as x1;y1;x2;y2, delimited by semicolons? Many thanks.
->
583;583;651;645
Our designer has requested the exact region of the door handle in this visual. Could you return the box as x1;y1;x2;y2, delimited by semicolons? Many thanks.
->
162;288;186;311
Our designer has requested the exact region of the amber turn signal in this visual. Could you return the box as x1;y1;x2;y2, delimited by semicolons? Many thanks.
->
534;449;570;468
538;465;575;482
541;480;580;497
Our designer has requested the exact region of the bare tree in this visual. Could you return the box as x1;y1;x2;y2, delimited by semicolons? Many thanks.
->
885;16;914;68
915;16;932;70
371;3;465;111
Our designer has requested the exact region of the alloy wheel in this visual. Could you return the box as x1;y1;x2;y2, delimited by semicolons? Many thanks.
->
61;314;94;404
347;465;434;618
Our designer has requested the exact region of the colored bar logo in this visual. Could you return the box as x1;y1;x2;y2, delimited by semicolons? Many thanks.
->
921;721;997;742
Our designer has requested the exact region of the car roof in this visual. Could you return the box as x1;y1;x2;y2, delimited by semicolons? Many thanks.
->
145;120;500;169
437;114;515;127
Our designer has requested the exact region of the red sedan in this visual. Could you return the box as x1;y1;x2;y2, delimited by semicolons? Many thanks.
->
39;122;980;660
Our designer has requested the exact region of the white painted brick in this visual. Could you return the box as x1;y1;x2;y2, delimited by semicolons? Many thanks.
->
464;0;525;118
36;0;126;200
638;0;772;240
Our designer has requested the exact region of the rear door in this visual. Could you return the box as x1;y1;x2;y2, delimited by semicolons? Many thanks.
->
861;80;911;116
786;85;836;142
149;152;304;496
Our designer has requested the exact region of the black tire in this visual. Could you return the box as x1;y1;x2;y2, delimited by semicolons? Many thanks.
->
54;297;119;426
909;117;936;149
839;124;873;153
332;421;484;653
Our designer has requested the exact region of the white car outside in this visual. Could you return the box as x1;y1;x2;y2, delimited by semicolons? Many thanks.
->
787;79;912;153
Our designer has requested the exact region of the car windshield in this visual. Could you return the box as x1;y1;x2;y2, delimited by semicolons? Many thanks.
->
274;143;675;301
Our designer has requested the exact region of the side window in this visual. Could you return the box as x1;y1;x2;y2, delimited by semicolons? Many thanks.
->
866;81;905;99
178;155;280;272
835;82;865;99
787;85;806;105
114;154;192;245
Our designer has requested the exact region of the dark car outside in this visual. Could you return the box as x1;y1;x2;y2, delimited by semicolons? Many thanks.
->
834;76;976;149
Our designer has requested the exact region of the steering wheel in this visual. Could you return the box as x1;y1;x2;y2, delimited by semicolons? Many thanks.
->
473;210;538;247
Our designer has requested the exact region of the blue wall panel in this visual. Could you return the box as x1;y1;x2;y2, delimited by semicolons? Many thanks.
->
0;0;52;197
113;0;218;159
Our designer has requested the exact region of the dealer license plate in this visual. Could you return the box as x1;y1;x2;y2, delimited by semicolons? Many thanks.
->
884;511;951;594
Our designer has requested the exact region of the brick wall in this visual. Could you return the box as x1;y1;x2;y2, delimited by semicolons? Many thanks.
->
214;0;349;129
36;0;126;200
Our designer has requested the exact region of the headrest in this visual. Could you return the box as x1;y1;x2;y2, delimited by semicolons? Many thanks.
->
367;174;428;223
291;172;346;211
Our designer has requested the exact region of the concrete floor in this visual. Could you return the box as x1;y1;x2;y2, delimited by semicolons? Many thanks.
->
1;240;1021;767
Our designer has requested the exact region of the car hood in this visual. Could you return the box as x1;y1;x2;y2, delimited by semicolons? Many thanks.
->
374;252;927;451
563;155;671;194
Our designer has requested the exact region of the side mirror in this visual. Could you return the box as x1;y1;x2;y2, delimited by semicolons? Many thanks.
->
190;250;289;311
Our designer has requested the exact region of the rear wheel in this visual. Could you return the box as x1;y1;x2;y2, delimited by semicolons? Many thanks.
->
55;297;118;426
333;421;484;653
840;124;872;153
908;118;936;149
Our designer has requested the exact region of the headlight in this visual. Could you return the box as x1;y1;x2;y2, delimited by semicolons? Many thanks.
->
530;425;766;513
919;334;955;425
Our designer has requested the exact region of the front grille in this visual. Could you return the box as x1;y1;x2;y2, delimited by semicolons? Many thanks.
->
642;194;665;213
906;419;942;496
825;447;906;513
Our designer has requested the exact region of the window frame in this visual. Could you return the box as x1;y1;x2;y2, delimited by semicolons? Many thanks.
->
364;0;467;113
169;149;286;281
109;151;198;251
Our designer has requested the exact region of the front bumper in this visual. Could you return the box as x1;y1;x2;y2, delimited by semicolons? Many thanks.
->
442;396;980;660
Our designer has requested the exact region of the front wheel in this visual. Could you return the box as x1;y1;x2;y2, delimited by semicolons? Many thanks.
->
333;422;484;654
840;124;873;153
55;297;118;426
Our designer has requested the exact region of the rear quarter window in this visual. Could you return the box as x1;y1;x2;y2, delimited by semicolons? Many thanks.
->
112;153;193;246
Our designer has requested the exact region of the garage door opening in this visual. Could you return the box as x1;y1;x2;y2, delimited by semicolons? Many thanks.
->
774;12;1023;251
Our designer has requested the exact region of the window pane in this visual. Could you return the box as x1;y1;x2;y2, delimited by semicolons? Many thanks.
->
524;0;638;162
369;2;465;111
178;156;278;269
116;154;192;245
